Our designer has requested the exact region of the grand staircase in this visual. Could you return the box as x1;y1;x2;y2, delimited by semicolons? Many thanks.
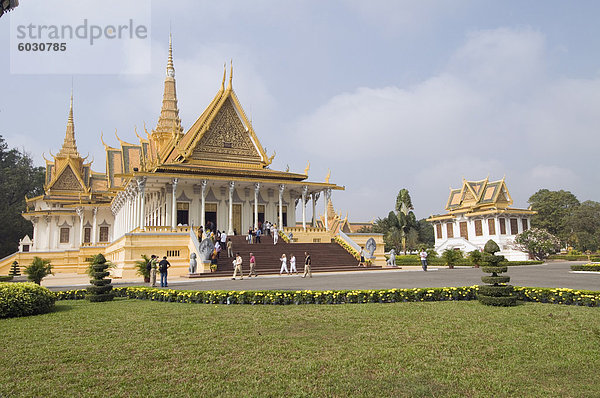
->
189;234;380;278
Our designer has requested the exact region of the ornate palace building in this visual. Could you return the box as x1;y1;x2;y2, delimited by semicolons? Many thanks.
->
427;178;536;260
1;36;384;277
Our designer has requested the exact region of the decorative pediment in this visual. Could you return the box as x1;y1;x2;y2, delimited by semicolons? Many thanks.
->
190;98;262;164
48;162;86;192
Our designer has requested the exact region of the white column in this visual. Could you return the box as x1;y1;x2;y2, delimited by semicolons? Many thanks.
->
312;192;318;227
278;184;284;229
324;189;332;231
171;178;178;230
53;216;60;249
301;185;308;230
137;177;146;230
228;181;235;235
201;180;207;228
77;207;84;246
254;183;260;229
46;216;52;250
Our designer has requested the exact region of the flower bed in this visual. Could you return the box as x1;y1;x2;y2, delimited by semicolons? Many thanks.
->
53;286;600;307
570;264;600;272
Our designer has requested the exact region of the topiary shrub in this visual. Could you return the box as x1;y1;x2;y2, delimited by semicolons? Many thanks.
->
9;261;21;276
468;250;482;268
478;240;517;306
0;282;56;318
86;254;114;302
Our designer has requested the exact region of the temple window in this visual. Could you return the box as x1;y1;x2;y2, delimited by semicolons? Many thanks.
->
488;219;496;235
446;223;454;238
499;218;506;235
474;220;483;236
522;219;529;232
84;228;91;243
60;227;70;244
510;218;519;235
436;224;442;239
459;222;468;240
99;226;109;242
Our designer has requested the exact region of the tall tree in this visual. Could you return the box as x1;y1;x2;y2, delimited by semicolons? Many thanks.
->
0;136;45;258
564;200;600;251
528;189;580;240
395;189;417;254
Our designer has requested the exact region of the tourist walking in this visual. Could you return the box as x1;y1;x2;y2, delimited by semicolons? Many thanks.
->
273;225;278;245
148;255;158;287
159;256;171;287
420;248;428;271
220;231;227;253
227;238;233;258
302;251;312;278
358;246;365;267
289;254;297;274
248;252;257;277
255;227;261;243
247;227;253;244
232;252;243;280
279;253;289;275
215;241;221;258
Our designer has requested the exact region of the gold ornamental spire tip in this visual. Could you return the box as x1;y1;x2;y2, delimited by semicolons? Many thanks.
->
221;62;226;90
166;32;174;76
228;59;233;89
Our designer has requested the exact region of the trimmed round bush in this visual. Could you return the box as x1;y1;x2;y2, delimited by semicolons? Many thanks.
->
478;295;517;306
478;285;514;297
481;266;508;274
0;282;56;318
87;253;114;302
481;275;511;284
90;279;112;286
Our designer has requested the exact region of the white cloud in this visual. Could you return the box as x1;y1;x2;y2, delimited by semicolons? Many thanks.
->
290;27;600;219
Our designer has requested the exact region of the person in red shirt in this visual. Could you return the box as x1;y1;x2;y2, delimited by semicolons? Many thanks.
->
248;252;257;277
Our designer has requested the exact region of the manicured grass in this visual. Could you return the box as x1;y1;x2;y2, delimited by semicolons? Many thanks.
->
1;299;599;397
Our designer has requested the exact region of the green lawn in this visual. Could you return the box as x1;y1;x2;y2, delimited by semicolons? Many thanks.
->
1;299;599;397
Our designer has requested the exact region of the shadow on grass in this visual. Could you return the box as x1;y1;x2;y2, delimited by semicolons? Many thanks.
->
51;303;75;313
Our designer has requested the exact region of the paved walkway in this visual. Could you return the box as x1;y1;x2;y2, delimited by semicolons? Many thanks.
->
40;261;600;291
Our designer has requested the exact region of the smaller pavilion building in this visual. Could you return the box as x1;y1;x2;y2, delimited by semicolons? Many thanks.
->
427;178;535;261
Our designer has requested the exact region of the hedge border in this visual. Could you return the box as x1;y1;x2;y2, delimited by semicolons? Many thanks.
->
570;264;600;272
53;286;600;307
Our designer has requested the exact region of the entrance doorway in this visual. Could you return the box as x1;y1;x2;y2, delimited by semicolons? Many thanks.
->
282;205;288;227
177;202;189;225
233;204;242;235
204;203;217;231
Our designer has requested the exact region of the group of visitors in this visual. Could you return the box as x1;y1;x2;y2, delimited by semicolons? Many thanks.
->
231;251;312;280
146;255;171;287
245;222;280;244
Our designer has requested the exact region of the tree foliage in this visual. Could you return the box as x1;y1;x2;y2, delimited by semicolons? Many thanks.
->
442;249;463;268
528;189;600;251
0;136;45;258
24;257;52;285
514;228;561;260
528;189;579;240
373;189;432;253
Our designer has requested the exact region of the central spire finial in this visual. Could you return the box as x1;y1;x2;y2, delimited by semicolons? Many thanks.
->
167;31;175;77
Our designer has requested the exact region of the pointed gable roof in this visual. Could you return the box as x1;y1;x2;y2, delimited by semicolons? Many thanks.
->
163;65;270;168
445;177;513;212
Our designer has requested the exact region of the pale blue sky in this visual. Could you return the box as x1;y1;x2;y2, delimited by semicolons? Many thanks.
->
1;1;599;221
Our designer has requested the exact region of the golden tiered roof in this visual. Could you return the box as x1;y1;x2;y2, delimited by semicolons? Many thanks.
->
29;35;342;214
427;177;535;222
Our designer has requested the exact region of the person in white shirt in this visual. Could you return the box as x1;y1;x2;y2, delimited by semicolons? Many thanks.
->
220;231;227;252
232;252;243;280
272;225;278;245
289;254;297;274
419;249;428;272
279;253;288;275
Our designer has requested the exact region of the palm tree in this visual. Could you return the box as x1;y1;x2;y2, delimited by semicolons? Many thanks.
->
395;189;417;254
24;257;52;285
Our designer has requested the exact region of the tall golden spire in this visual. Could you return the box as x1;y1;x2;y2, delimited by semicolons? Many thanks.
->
57;91;80;157
153;32;183;148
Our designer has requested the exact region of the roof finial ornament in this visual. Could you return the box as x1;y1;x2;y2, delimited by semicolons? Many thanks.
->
221;62;226;90
325;169;331;183
304;161;310;175
166;31;175;77
228;59;233;89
